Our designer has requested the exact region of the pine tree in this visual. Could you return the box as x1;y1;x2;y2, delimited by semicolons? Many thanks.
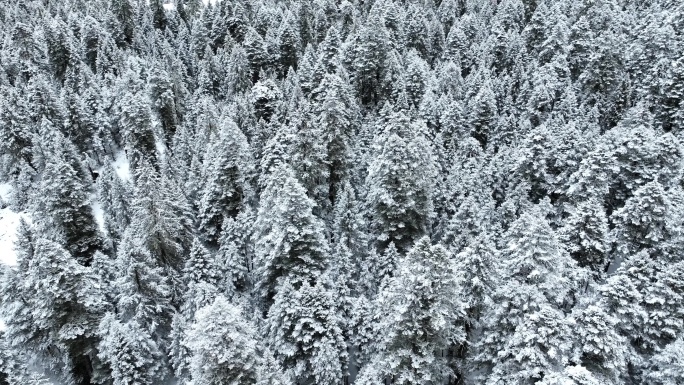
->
611;181;677;263
455;232;498;323
243;27;269;82
257;352;293;385
351;15;389;104
226;45;252;95
331;181;367;292
111;0;136;45
129;160;194;271
372;238;467;385
311;73;359;205
254;164;329;303
288;109;331;218
0;86;34;175
198;116;253;244
217;207;255;293
644;337;684;385
266;279;347;384
275;13;301;75
560;198;610;278
34;120;102;265
366;111;437;253
468;77;497;148
360;242;398;297
1;236;107;385
572;303;627;383
405;5;431;58
185;296;259;385
180;238;221;316
473;204;578;384
602;254;684;373
148;68;180;142
96;163;133;245
112;231;174;337
44;16;77;81
118;89;157;171
98;314;167;385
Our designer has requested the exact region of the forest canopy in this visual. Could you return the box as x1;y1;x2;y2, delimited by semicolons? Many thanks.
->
0;0;683;384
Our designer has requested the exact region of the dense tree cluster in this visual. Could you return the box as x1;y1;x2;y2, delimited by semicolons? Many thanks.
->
0;0;683;384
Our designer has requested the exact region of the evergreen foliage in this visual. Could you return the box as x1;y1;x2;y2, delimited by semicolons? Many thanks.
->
0;0;682;383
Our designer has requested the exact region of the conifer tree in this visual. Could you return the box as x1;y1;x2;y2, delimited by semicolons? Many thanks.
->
645;337;684;385
351;15;389;104
98;314;167;385
266;279;347;385
473;204;579;384
366;111;437;253
180;238;221;316
372;238;467;385
185;296;259;385
148;68;180;142
118;89;157;171
97;163;132;237
217;207;255;293
560;198;610;277
572;303;627;383
129;160;194;271
1;236;107;385
254;164;329;303
35;120;103;265
311;73;359;205
198;116;253;244
112;231;174;338
243;27;269;81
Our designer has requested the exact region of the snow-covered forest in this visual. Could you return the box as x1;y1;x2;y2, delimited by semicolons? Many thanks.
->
0;0;683;384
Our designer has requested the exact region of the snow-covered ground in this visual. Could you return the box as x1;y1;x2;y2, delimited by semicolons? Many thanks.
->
0;183;12;203
0;183;30;267
112;150;131;182
0;207;25;266
0;184;29;332
91;195;106;234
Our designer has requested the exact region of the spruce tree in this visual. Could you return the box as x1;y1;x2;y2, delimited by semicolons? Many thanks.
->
197;116;253;244
98;314;167;385
365;111;437;253
266;279;347;385
185;296;259;385
473;204;578;384
372;238;467;385
1;235;107;385
34;120;102;265
254;164;329;303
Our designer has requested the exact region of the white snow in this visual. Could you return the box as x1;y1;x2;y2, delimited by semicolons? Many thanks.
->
0;183;12;203
156;139;167;161
91;194;106;234
112;151;131;182
0;207;27;266
0;183;31;267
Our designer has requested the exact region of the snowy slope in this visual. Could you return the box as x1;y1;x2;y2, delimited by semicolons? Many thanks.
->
0;207;25;266
91;196;106;234
0;184;25;331
112;150;132;182
0;184;29;266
